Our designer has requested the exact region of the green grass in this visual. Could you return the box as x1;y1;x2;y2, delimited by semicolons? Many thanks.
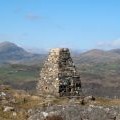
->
0;62;120;91
0;65;39;84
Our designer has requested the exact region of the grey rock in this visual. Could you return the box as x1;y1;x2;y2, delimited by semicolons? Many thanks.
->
3;106;14;112
28;105;120;120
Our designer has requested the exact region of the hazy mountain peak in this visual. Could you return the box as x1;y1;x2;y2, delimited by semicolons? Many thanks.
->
0;41;46;65
87;49;104;52
0;41;25;53
0;41;16;47
109;49;120;54
82;49;105;56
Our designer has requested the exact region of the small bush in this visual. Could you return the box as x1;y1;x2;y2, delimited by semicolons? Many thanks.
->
44;115;63;120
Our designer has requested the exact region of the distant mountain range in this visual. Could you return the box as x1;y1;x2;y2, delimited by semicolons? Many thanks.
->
1;41;120;66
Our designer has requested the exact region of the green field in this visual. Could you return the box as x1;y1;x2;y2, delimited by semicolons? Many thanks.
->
0;64;41;89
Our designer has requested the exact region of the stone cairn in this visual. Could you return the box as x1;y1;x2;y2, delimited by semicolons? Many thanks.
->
37;48;82;97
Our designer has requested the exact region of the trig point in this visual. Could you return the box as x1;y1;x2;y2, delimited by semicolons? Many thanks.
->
37;48;82;96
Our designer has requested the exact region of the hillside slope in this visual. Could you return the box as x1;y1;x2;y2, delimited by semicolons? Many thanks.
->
0;41;45;65
74;49;120;64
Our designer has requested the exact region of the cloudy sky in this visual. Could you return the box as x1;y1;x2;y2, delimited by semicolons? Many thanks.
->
0;0;120;50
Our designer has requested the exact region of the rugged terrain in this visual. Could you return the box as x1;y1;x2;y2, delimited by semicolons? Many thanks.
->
0;86;120;120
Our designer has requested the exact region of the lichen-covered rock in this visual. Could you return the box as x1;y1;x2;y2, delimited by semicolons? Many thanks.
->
37;48;82;96
28;105;120;120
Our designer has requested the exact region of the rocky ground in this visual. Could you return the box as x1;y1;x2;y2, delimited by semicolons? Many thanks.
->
28;105;120;120
0;85;120;120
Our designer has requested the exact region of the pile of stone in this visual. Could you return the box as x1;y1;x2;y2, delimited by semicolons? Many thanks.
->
37;48;82;97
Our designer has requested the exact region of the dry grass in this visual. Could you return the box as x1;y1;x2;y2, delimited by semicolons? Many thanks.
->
0;106;27;120
0;88;120;120
94;98;120;106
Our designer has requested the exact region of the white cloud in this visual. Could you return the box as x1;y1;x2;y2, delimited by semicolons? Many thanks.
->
111;39;120;47
96;38;120;49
